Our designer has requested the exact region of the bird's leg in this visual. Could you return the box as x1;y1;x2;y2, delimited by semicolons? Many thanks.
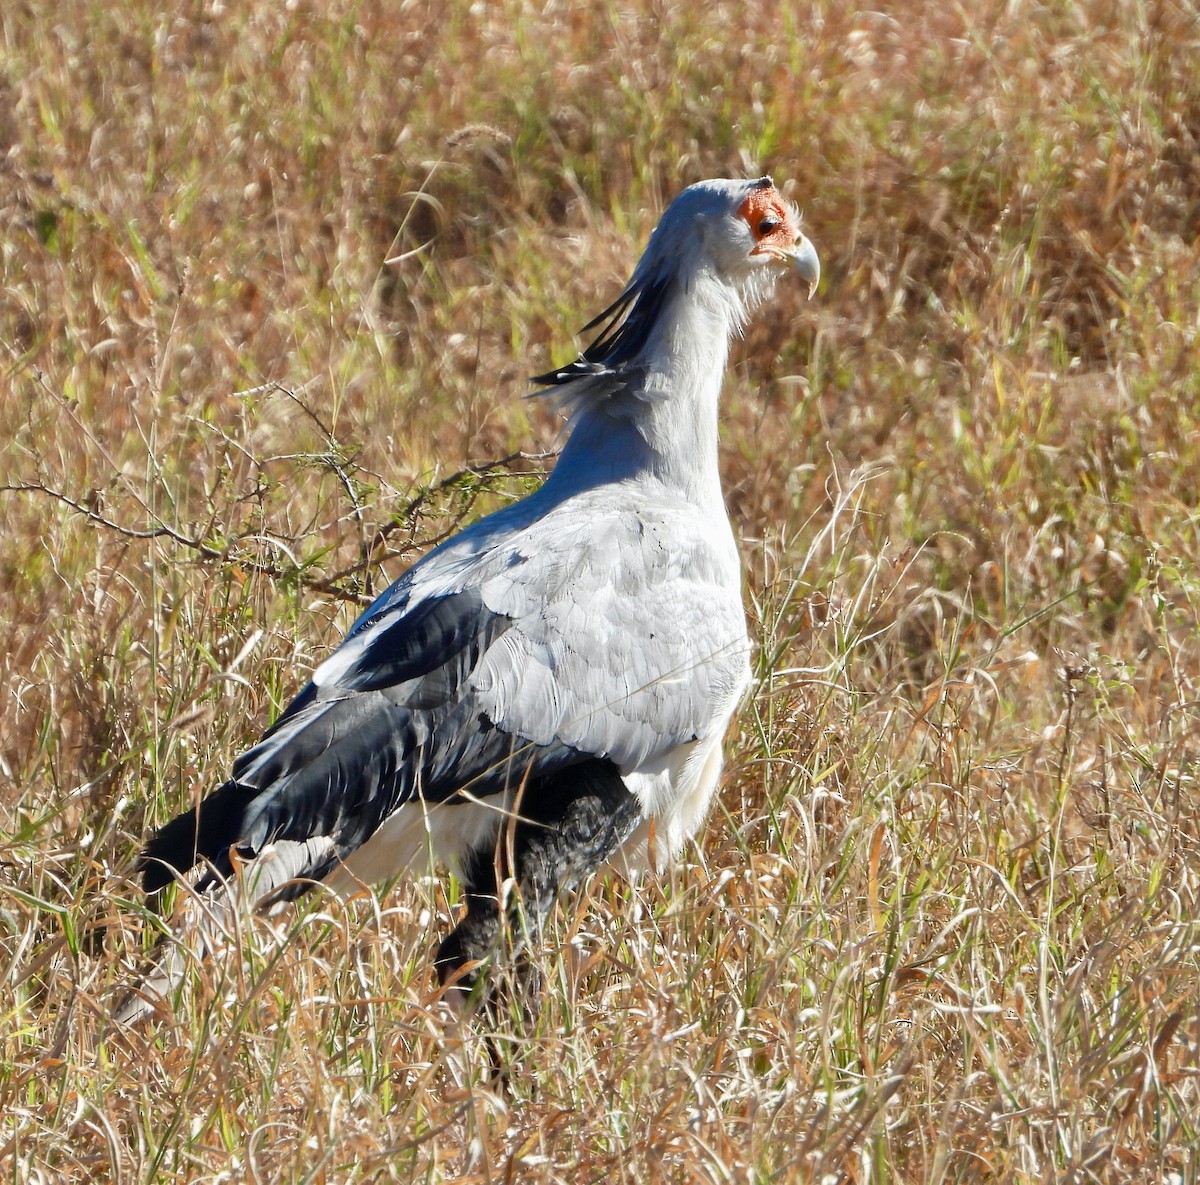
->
435;761;642;1039
432;864;506;1012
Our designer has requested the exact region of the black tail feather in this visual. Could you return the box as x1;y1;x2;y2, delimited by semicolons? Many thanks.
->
138;778;251;892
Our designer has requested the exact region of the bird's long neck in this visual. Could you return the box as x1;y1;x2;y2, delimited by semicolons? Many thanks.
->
549;269;743;513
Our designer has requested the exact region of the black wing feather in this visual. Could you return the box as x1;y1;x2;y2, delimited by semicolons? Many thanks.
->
138;590;578;893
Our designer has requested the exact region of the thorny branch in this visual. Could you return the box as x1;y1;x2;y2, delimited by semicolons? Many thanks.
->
2;449;553;606
2;482;223;554
2;360;554;603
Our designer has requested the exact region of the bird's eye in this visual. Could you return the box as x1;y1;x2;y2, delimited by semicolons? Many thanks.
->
757;217;781;237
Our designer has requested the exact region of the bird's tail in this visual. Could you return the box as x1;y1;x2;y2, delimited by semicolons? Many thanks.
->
113;835;337;1024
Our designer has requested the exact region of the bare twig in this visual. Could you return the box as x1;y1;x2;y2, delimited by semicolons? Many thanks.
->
1;447;554;607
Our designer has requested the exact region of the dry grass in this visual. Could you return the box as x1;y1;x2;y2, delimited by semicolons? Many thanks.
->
3;0;1200;1180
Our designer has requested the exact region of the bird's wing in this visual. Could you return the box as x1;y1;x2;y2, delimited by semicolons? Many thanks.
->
317;491;750;768
141;489;748;891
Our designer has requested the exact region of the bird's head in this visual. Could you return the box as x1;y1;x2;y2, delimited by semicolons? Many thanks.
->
641;176;820;300
533;176;818;388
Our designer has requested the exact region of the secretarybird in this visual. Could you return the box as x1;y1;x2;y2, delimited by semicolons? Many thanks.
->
116;176;819;1027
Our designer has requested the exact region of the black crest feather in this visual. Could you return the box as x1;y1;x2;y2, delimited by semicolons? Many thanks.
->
531;272;677;386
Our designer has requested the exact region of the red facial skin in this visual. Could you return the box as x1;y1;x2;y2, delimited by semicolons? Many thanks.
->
738;186;801;259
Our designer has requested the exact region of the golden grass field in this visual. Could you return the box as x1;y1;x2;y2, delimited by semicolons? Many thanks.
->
3;0;1200;1180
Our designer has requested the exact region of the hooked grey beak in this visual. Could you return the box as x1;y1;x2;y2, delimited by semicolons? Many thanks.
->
779;234;820;298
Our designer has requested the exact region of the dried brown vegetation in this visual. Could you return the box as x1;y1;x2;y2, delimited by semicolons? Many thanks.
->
3;0;1200;1181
